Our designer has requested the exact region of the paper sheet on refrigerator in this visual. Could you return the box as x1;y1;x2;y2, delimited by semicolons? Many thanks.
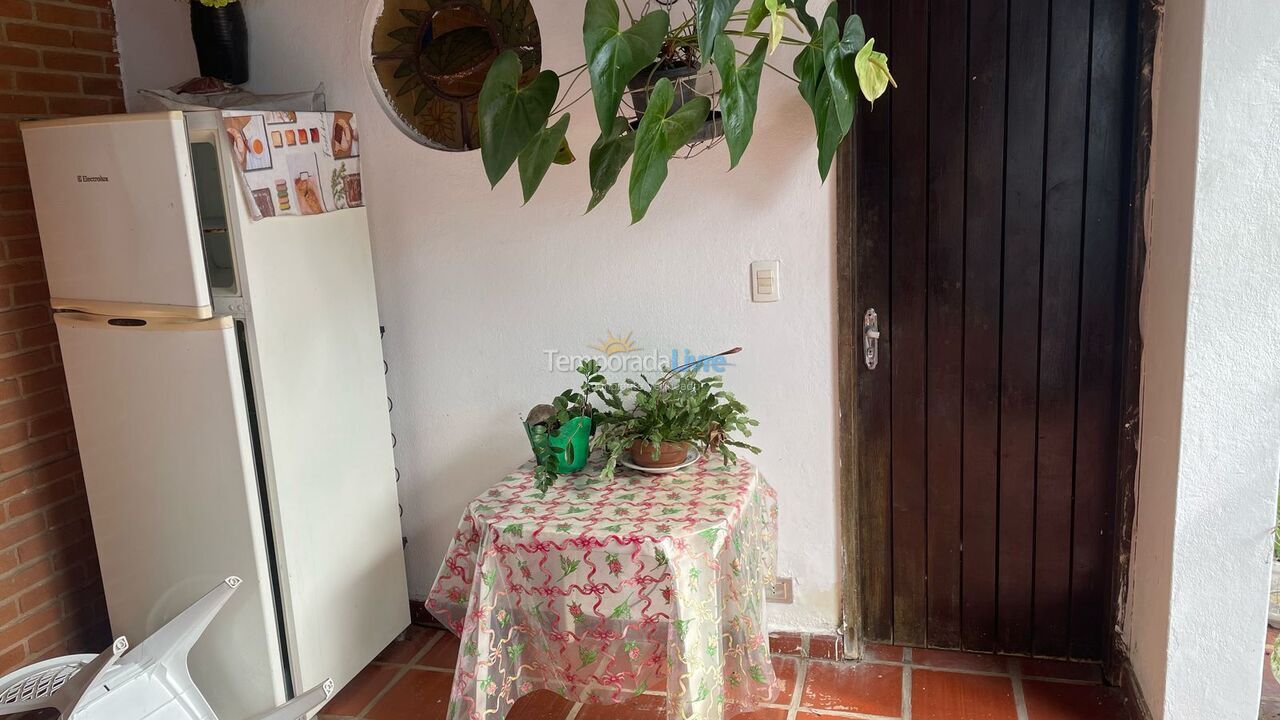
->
220;110;364;220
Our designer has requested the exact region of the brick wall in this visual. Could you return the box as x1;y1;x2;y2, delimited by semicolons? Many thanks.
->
0;0;120;672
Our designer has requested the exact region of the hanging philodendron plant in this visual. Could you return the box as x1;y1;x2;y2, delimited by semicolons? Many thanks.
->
478;0;895;223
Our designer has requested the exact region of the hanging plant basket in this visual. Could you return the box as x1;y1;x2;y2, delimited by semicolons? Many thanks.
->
625;58;724;153
190;1;249;85
473;0;896;222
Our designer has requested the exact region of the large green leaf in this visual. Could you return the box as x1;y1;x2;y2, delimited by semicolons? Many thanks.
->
478;50;559;187
583;0;669;132
811;73;846;181
794;42;823;108
587;116;636;213
695;0;735;59
712;34;767;169
628;78;711;223
854;37;896;104
794;37;846;181
517;114;572;203
821;14;865;134
744;0;768;32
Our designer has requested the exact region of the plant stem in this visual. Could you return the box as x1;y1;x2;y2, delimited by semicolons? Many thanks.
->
551;86;593;117
735;48;800;82
669;13;695;36
658;348;743;387
723;29;810;46
558;63;588;79
551;65;590;116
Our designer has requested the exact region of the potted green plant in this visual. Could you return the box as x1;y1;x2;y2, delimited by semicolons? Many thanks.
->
475;0;895;221
525;360;610;493
185;0;249;85
591;349;760;480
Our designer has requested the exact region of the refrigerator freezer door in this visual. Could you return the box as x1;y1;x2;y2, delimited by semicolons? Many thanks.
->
55;312;287;719
21;113;212;315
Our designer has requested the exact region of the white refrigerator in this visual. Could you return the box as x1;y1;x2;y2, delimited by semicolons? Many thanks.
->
19;111;409;719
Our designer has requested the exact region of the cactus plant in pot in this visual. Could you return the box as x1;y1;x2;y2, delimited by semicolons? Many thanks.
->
592;348;760;480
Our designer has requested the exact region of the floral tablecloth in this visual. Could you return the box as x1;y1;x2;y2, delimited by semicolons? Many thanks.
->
426;456;779;720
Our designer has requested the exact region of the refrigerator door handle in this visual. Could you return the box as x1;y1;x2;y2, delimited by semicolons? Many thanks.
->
55;312;230;332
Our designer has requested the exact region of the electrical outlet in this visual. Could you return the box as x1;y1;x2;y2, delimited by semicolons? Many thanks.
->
766;577;793;604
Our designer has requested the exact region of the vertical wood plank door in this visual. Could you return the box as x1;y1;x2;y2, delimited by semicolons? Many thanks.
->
850;0;1139;660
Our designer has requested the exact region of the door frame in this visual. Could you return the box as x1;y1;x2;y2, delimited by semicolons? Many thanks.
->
834;0;1160;678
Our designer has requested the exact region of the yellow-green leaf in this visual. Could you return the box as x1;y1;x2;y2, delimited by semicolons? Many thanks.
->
554;137;576;165
854;38;896;104
764;0;784;55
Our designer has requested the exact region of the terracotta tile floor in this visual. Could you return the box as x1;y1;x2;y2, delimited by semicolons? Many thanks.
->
320;626;1133;720
1261;626;1279;720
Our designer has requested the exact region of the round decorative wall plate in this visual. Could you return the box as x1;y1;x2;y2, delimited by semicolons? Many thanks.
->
367;0;543;152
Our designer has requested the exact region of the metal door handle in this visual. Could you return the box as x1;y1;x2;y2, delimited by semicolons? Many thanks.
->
863;309;880;370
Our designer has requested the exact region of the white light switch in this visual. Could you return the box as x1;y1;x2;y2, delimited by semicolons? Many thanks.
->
751;260;780;303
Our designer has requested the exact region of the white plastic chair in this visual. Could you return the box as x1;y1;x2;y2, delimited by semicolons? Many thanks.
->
0;577;334;720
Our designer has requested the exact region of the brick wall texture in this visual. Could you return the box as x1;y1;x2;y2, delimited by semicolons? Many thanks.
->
0;0;119;673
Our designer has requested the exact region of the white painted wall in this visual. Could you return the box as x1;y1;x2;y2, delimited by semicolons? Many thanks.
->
1125;0;1280;717
112;0;843;631
114;0;198;98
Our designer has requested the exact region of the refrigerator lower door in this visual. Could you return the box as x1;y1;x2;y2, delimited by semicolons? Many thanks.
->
55;312;287;720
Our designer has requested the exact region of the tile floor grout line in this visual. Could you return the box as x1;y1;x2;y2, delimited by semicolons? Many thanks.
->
1010;657;1030;720
901;660;912;720
354;630;445;719
821;658;1099;686
792;710;901;720
786;658;809;720
409;664;457;673
1013;671;1095;681
811;658;1016;681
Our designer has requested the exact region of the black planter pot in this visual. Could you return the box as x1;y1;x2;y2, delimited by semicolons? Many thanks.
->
626;60;700;117
190;2;249;85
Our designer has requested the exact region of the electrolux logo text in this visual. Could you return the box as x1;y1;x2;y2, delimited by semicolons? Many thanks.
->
76;174;109;183
543;331;734;374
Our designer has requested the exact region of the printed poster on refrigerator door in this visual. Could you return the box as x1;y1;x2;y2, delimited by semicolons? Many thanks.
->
220;110;364;220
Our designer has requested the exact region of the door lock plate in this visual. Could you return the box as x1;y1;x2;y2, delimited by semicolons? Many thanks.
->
863;309;880;370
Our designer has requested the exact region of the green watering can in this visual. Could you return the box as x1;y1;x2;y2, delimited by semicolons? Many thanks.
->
526;415;592;474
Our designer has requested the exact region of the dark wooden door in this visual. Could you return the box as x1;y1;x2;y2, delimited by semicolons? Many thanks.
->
849;0;1139;660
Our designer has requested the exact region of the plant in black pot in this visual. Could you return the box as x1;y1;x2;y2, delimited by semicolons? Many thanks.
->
187;0;249;85
475;0;896;222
